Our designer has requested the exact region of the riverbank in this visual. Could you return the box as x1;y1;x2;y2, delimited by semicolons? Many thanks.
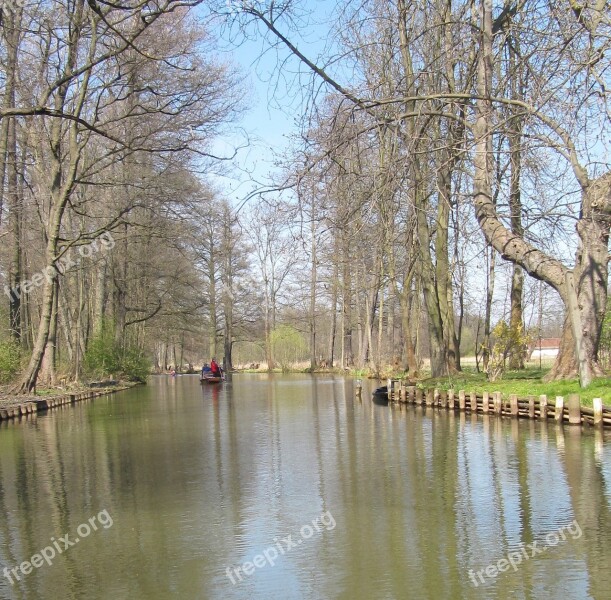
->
419;368;611;407
0;381;140;423
235;364;610;406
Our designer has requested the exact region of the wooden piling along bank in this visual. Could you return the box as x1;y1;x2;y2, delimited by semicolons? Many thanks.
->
376;380;611;428
0;385;134;424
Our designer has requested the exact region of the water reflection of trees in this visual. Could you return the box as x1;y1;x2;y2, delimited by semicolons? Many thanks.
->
0;379;609;598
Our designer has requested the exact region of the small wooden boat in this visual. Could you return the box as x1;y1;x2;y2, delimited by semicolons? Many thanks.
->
372;386;389;406
200;376;222;384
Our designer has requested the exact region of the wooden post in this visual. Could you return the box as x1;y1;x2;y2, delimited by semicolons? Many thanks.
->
408;386;415;403
418;387;426;405
593;398;603;427
528;396;535;419
493;392;502;414
540;395;548;420
459;390;466;410
482;391;489;413
387;379;393;401
400;381;406;402
440;390;447;409
434;389;440;407
426;389;433;406
555;396;564;423
470;391;477;412
568;394;581;425
448;389;455;409
510;394;519;417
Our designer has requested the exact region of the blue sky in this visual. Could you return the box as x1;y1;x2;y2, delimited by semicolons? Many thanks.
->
206;1;337;208
212;40;297;204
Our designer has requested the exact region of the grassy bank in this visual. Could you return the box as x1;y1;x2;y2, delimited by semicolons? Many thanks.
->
419;368;610;407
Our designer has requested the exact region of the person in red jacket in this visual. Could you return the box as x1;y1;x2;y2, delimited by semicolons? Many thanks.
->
210;358;222;379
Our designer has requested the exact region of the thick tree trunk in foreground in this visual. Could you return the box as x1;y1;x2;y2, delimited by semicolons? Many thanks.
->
14;224;61;393
545;175;611;381
474;1;610;387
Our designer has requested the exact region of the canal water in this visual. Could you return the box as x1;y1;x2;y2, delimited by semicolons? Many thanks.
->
0;374;609;600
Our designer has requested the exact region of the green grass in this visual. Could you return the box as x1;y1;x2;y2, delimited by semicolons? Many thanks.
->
420;367;610;407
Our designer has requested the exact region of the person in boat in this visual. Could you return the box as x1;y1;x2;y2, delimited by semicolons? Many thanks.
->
210;358;223;379
201;363;212;378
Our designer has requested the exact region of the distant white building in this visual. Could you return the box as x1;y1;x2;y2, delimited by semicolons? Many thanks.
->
529;338;560;359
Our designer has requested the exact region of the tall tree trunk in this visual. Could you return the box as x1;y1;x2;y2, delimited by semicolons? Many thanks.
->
264;282;274;370
0;6;21;226
415;180;448;377
58;286;74;363
396;260;419;376
309;214;317;370
327;258;338;367
41;279;59;386
508;37;526;370
7;111;21;342
376;278;385;376
435;153;459;373
341;232;353;367
482;245;496;372
94;258;107;335
222;206;234;371
357;274;379;369
113;225;128;346
474;1;496;376
4;9;21;342
208;234;217;359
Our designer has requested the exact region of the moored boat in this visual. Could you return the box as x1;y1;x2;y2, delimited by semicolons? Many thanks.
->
372;386;389;406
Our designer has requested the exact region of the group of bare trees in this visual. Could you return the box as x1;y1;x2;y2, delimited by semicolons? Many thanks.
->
0;1;244;391
212;0;609;386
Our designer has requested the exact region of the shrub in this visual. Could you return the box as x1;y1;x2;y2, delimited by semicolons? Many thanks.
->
488;320;531;382
270;325;307;372
84;326;120;378
0;339;21;383
84;324;149;382
118;347;150;382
